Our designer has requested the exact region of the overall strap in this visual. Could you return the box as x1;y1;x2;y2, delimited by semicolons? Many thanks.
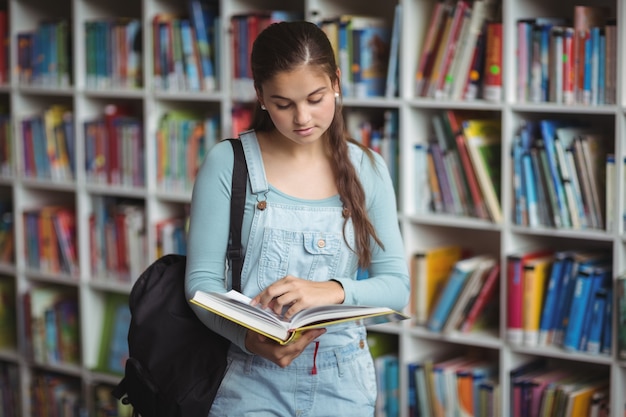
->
226;138;248;292
239;130;270;195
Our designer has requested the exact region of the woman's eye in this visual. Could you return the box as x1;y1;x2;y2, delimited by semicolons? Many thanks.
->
309;98;323;104
276;103;290;110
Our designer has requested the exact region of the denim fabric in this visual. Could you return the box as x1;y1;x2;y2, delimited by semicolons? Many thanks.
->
208;132;376;416
209;328;376;417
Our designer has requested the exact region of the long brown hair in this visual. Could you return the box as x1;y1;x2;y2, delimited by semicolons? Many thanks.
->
248;20;384;268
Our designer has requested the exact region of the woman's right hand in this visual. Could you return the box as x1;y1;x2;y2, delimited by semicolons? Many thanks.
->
244;328;326;367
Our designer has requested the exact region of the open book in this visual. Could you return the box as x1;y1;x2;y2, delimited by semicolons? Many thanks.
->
190;290;409;345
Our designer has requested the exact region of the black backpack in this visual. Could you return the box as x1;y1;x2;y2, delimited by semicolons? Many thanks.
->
112;138;248;417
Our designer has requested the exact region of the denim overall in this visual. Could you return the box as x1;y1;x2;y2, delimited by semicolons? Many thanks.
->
208;131;377;417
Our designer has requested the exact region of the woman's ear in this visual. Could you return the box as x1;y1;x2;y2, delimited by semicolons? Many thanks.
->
255;88;264;108
334;68;342;94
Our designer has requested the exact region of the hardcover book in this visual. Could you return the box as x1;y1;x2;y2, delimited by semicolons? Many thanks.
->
190;290;408;345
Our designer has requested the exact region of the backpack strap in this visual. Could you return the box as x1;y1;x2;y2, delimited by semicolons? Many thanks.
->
226;138;247;293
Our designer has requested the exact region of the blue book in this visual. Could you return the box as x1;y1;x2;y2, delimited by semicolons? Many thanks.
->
538;251;567;345
585;289;607;354
407;362;419;417
179;20;201;91
539;23;551;102
427;256;486;332
385;356;400;417
385;4;402;98
187;0;217;90
601;287;613;355
512;134;525;224
582;33;593;104
539;120;570;228
522;151;539;227
579;265;611;350
563;264;595;351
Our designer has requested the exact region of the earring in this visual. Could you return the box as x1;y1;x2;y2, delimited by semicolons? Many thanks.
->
334;92;340;98
260;104;267;110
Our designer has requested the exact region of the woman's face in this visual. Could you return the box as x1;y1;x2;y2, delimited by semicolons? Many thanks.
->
257;65;338;146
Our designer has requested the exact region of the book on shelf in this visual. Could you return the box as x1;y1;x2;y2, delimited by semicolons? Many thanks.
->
458;263;500;333
187;0;218;91
573;6;609;104
347;15;391;98
190;290;408;345
27;286;80;366
373;353;399;417
446;0;498;100
537;250;569;346
461;118;502;223
414;0;450;97
0;277;15;349
422;1;468;99
441;256;497;333
431;0;471;99
562;263;611;352
444;110;490;219
427;255;490;332
410;244;463;324
521;254;554;347
96;293;131;375
617;276;626;360
506;249;553;344
482;21;502;102
384;3;401;98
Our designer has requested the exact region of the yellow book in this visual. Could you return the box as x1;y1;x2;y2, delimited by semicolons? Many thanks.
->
190;289;408;345
522;255;554;347
43;105;71;181
410;245;463;324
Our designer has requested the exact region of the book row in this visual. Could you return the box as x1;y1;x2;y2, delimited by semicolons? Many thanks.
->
0;361;132;417
506;249;614;355
152;0;219;92
512;120;611;231
415;111;617;232
516;6;616;105
409;244;626;358
415;0;503;102
7;3;407;101
407;354;610;417
9;103;399;192
414;111;502;222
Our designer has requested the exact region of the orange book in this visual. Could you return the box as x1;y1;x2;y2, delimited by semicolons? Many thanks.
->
38;206;61;274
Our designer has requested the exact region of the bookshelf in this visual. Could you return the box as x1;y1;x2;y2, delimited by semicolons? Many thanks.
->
0;0;623;415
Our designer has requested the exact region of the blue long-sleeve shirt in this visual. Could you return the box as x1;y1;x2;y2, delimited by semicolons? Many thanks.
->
185;137;409;351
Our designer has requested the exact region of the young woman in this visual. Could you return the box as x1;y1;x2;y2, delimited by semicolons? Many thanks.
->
185;20;409;416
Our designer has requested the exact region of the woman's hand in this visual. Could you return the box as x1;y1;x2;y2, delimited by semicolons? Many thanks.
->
245;328;326;367
250;276;345;319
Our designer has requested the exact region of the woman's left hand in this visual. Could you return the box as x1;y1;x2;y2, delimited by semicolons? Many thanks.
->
250;276;345;320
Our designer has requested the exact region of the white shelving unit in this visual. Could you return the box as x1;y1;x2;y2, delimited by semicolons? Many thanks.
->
0;0;624;415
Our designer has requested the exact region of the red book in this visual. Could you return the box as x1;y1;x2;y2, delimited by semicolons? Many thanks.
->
415;2;448;96
459;264;500;332
562;27;575;104
104;104;133;185
482;21;502;102
506;249;553;345
445;110;489;220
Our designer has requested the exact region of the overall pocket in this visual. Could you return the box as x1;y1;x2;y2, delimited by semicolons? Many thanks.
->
258;228;343;289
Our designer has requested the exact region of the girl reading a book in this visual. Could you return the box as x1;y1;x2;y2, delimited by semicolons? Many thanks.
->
185;20;409;416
